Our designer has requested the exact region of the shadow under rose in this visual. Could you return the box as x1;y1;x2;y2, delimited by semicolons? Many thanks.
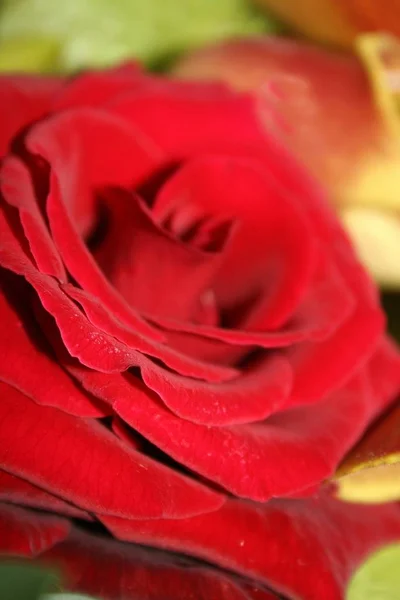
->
0;502;282;600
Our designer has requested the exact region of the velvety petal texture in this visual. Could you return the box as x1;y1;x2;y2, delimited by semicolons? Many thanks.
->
0;64;399;600
101;494;400;600
1;499;400;600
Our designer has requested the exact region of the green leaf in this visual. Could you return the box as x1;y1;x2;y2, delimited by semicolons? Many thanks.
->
0;0;281;71
347;543;400;600
0;561;60;600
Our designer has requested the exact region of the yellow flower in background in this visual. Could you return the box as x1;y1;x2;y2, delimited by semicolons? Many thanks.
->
253;0;400;49
334;398;400;504
174;33;400;287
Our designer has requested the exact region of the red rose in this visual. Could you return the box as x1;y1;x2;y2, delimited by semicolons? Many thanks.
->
0;64;400;599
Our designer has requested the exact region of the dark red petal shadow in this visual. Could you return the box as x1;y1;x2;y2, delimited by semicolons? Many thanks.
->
151;249;354;350
93;187;228;321
154;155;316;327
0;273;109;418
0;470;92;521
41;527;254;600
0;503;69;558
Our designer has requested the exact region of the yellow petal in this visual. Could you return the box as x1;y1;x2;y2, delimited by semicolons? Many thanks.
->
252;0;356;48
334;402;400;503
356;33;400;139
341;206;400;287
339;34;400;212
340;146;400;211
336;461;400;504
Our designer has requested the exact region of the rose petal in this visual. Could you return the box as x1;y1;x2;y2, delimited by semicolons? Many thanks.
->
242;586;280;600
111;417;142;449
93;187;229;321
113;372;372;499
41;526;251;600
0;206;237;381
109;88;378;409
23;109;166;340
154;155;316;327
0;271;109;418
256;120;386;403
27;108;164;234
111;87;383;400
52;63;145;111
0;220;151;374
140;353;292;426
288;294;384;404
0;502;69;558
109;90;265;160
26;121;238;379
151;249;354;349
0;74;63;156
0;470;92;520
1;156;67;280
61;281;238;381
68;344;398;501
101;493;400;600
153;328;247;367
53;63;231;112
0;382;224;520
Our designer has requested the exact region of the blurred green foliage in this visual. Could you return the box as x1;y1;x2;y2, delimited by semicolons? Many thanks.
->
0;561;60;600
0;35;60;72
347;543;400;600
0;0;281;72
